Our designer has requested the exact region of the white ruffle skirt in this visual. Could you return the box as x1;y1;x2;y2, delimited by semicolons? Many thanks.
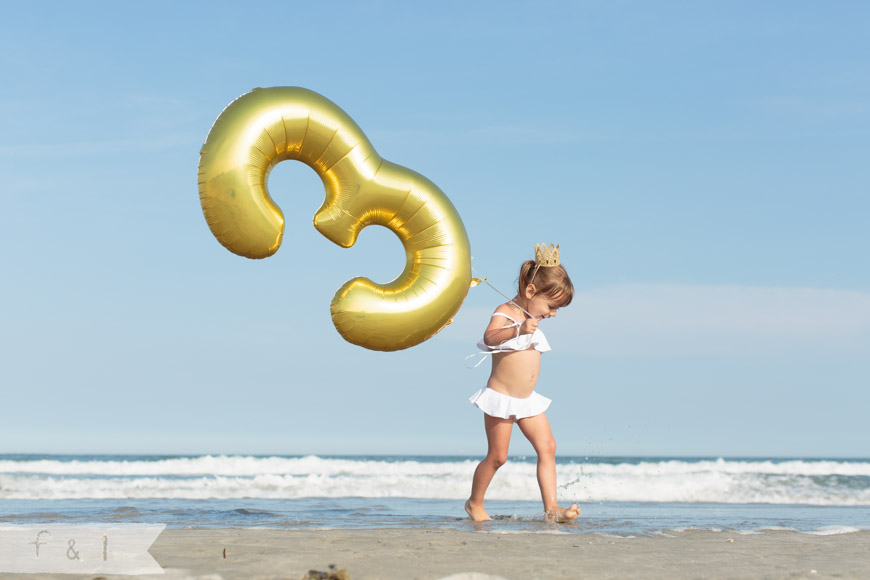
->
468;387;551;421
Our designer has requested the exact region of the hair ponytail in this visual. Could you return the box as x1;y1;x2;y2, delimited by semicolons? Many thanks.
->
518;260;536;290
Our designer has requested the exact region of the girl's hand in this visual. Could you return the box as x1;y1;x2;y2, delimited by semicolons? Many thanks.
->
519;317;539;335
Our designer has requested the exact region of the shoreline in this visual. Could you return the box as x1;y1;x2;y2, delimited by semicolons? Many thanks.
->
15;527;870;580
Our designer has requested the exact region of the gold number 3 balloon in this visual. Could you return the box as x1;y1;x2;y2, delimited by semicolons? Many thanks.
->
198;87;472;351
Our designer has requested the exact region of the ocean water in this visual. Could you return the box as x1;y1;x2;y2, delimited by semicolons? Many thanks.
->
1;454;868;537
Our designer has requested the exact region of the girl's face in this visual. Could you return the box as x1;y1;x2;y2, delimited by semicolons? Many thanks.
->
524;285;562;319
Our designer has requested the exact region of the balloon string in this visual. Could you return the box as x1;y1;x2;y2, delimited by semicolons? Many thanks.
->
471;265;534;319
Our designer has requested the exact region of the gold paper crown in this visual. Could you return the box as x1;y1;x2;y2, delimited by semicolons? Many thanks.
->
535;243;560;267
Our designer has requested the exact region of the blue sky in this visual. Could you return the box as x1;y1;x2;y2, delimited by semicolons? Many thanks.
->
1;1;868;457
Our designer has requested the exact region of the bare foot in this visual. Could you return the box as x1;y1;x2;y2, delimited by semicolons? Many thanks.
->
465;499;492;522
545;504;580;523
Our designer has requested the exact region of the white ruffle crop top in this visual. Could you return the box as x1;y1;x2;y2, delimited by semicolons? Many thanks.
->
475;311;551;354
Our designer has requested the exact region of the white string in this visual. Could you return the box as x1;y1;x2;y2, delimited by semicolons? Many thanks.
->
470;265;533;319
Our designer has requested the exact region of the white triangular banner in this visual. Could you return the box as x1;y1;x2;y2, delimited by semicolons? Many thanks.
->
0;524;165;575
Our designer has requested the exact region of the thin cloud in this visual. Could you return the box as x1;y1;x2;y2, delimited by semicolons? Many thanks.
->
755;95;870;123
448;285;870;357
372;124;586;146
0;133;199;157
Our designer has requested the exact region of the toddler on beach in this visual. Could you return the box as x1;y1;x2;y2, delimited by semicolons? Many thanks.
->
466;244;579;523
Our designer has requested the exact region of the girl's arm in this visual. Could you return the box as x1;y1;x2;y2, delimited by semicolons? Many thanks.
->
482;305;530;346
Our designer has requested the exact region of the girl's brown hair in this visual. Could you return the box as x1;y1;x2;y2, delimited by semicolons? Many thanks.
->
518;261;574;307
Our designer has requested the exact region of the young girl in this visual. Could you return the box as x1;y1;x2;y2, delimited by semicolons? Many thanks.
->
465;244;579;523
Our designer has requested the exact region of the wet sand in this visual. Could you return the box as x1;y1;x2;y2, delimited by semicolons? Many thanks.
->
19;527;870;580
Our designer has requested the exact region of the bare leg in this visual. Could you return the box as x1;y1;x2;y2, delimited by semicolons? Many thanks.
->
517;413;579;523
466;413;514;522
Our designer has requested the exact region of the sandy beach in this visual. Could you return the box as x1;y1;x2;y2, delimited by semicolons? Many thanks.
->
17;527;868;580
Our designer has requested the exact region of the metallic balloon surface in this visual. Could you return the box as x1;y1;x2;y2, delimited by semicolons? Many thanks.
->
198;87;471;351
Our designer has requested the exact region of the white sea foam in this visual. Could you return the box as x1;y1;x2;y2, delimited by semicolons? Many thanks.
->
1;456;868;505
808;525;860;535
